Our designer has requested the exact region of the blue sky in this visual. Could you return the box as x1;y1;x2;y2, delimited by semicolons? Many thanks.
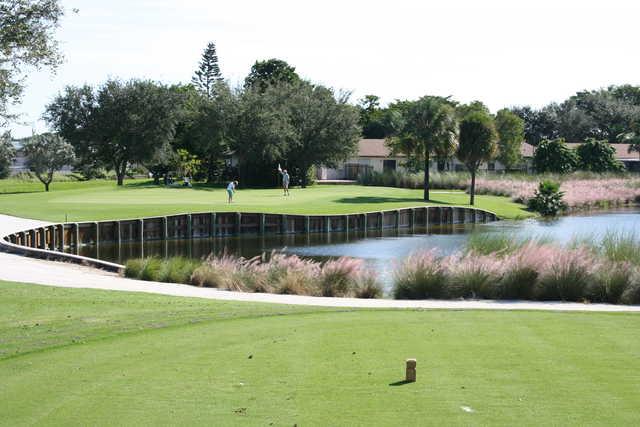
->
8;0;640;137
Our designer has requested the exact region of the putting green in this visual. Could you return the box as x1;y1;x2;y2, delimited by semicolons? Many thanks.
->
1;281;638;426
0;179;533;222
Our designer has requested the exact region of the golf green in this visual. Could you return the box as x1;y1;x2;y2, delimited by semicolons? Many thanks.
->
0;179;533;222
1;281;638;426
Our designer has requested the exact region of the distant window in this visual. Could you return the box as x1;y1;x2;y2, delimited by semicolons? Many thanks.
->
383;159;396;172
488;162;496;171
437;160;446;172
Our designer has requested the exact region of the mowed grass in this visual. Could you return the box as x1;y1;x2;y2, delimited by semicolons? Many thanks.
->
1;281;639;426
0;179;534;222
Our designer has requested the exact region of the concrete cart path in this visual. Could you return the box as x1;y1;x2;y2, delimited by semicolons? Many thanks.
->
1;214;640;312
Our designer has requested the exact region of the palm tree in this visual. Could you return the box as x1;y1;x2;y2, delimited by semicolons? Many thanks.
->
387;96;457;201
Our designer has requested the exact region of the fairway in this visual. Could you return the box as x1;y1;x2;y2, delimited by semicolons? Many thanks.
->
0;180;533;222
1;281;639;426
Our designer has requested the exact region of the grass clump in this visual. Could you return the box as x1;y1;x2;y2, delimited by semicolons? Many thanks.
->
129;252;383;299
393;250;448;299
125;257;199;283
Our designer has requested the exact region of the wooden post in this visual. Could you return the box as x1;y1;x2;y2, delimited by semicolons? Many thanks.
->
362;214;368;232
57;224;64;251
48;226;56;250
324;216;331;233
305;216;310;234
259;213;265;235
211;213;217;237
406;359;417;382
345;215;350;234
162;217;168;240
236;213;242;235
73;223;80;248
410;208;416;230
395;210;401;230
186;214;192;239
115;221;122;245
379;212;384;230
29;229;36;248
94;222;100;245
139;219;144;245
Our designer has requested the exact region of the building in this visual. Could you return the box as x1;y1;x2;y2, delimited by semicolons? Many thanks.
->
317;139;536;180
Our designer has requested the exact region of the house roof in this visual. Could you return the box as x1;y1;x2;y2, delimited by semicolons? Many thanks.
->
357;139;537;159
357;139;404;157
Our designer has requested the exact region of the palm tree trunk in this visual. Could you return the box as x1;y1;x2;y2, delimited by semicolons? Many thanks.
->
423;150;430;201
470;169;476;206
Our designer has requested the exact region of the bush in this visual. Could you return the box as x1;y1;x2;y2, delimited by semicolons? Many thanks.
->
319;257;362;297
353;269;383;298
393;251;448;299
587;263;634;304
527;180;566;216
577;138;625;173
533;138;578;174
534;249;595;301
447;255;502;298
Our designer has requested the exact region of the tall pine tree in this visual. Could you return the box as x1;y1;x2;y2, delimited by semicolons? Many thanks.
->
192;42;223;98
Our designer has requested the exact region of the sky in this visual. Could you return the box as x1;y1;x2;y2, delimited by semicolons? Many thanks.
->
7;0;640;137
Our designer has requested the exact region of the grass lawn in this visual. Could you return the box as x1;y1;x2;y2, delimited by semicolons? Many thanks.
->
0;179;534;222
1;280;639;426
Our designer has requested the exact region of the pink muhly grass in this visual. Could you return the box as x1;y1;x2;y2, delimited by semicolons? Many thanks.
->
392;250;448;299
534;247;599;301
445;253;504;299
475;176;640;209
319;257;365;297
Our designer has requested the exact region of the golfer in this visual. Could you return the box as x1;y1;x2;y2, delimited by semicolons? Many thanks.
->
227;180;238;203
277;164;290;196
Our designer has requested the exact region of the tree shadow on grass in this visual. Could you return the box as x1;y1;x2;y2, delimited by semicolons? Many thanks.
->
335;196;454;205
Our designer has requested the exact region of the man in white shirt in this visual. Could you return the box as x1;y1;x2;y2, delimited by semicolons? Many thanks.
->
277;164;290;196
227;180;238;203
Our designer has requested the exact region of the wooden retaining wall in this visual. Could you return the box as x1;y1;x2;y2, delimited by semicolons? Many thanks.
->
2;206;498;255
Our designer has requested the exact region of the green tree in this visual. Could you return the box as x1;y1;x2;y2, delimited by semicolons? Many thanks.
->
174;84;237;183
45;79;183;185
388;96;458;201
234;84;293;186
0;131;16;178
192;41;223;98
283;82;361;187
495;109;524;169
0;0;65;126
244;59;299;92
21;133;74;191
533;138;578;174
620;130;640;161
457;111;498;205
576;138;624;172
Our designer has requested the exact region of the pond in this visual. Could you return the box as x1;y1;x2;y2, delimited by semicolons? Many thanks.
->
78;208;640;289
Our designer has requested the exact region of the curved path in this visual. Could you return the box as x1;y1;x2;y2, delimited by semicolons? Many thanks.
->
1;214;639;312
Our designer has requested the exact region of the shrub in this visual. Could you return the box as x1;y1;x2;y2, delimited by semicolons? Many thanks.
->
393;250;448;299
527;180;566;216
446;254;502;298
534;249;596;301
620;280;640;305
358;170;469;190
353;269;383;298
319;257;362;297
124;258;147;278
533;138;578;174
140;257;163;281
577;138;625;173
587;263;634;304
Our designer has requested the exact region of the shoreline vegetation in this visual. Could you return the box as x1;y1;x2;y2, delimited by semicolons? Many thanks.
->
359;170;640;211
124;231;640;306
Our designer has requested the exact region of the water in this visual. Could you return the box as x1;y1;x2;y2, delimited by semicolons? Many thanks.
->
81;208;640;289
